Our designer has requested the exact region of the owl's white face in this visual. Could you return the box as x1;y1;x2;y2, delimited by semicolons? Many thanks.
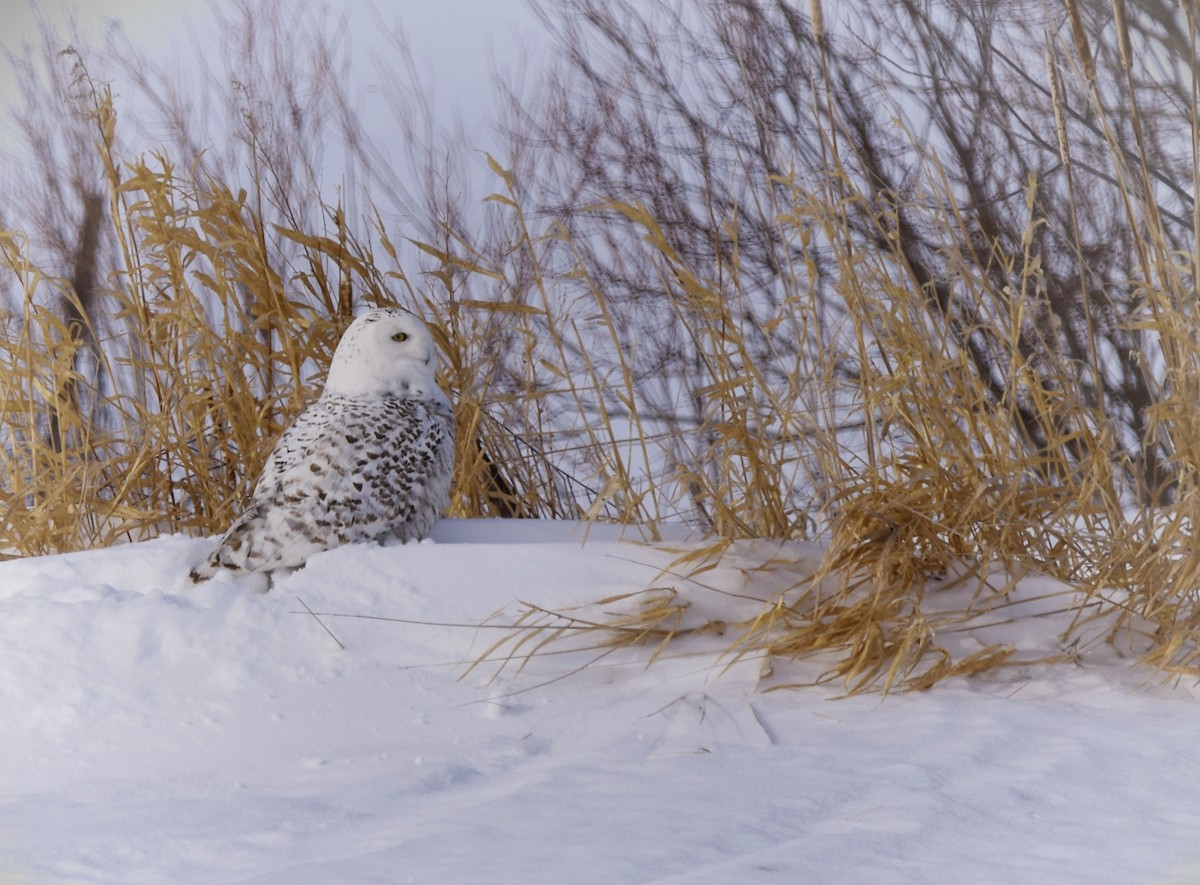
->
323;308;446;403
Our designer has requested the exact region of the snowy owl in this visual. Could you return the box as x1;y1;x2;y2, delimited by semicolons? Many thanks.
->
190;308;455;583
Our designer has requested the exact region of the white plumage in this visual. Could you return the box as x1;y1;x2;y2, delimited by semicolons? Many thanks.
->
190;308;455;583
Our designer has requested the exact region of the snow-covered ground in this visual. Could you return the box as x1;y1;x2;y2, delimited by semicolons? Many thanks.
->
2;519;1199;884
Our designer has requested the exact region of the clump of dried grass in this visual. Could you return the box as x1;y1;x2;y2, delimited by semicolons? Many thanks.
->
469;0;1200;692
467;172;1112;692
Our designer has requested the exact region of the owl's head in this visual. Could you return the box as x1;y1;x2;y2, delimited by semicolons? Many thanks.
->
324;308;449;404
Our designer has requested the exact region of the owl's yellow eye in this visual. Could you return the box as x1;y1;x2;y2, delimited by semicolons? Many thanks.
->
392;331;409;342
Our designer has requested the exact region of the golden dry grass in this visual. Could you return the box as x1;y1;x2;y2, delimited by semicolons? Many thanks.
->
460;11;1200;692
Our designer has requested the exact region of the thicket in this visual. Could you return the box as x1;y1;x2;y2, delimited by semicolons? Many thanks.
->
4;0;1200;690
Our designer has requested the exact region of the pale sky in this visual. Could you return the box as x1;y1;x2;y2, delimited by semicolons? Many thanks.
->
0;0;197;107
0;0;547;148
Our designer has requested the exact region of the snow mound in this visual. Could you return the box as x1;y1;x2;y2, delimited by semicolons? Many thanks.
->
1;519;1199;884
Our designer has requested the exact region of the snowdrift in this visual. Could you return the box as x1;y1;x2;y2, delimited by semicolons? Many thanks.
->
1;520;1199;883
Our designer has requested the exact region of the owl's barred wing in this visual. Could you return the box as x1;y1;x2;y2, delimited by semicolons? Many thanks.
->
192;394;455;581
253;396;347;496
261;395;453;524
188;497;320;579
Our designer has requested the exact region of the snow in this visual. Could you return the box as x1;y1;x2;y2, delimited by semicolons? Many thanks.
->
2;519;1200;884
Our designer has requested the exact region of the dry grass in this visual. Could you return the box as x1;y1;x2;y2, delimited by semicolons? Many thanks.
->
461;2;1200;692
6;0;1200;694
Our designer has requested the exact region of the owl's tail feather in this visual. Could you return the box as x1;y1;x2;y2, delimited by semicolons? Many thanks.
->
188;504;266;583
188;563;213;583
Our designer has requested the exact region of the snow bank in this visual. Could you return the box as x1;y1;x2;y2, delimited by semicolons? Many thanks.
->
1;520;1199;883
